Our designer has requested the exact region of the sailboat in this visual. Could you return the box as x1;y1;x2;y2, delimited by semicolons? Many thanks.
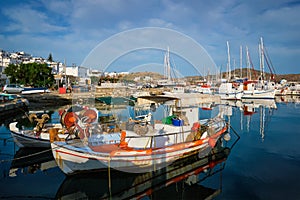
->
242;37;275;99
218;41;243;100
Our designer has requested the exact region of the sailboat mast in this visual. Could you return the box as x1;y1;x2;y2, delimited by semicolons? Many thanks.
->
246;46;251;80
240;45;242;78
260;37;265;80
226;41;231;81
164;47;171;81
167;47;171;81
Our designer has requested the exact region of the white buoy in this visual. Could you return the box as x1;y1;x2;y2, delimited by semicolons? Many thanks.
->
224;133;231;141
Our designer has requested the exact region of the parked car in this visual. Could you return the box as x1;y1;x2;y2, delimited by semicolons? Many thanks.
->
2;84;24;94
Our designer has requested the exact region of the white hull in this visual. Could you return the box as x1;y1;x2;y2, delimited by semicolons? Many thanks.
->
10;122;71;148
55;143;231;199
242;89;275;99
21;88;50;94
52;141;210;174
219;91;243;100
52;118;228;175
11;131;52;148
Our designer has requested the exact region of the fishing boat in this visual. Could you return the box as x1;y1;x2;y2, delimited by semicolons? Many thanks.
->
9;105;97;148
10;121;66;148
190;84;213;94
51;95;229;175
242;80;275;99
55;138;235;199
0;93;29;118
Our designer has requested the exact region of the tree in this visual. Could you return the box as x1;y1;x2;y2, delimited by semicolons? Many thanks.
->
4;63;54;87
47;53;53;62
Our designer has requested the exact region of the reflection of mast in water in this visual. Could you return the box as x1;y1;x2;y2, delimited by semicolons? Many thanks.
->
260;106;265;141
241;99;276;140
240;106;243;131
219;103;232;134
260;101;276;141
246;114;251;132
242;103;255;132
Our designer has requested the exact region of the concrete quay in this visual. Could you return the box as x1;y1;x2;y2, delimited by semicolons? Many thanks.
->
22;87;221;110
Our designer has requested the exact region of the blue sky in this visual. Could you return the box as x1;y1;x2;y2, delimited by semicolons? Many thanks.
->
0;0;299;76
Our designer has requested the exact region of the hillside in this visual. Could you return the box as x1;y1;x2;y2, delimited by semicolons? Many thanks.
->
121;69;300;83
121;72;164;82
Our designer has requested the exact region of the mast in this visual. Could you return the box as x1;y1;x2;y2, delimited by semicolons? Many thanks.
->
233;58;236;78
226;41;231;81
240;45;242;78
164;47;171;81
246;46;251;80
259;37;265;80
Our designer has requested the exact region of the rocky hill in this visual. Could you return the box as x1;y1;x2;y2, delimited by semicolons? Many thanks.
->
121;69;300;83
121;72;164;82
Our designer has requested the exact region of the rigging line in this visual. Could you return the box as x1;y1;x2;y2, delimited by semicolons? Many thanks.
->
263;51;274;77
170;55;179;80
228;123;240;144
264;46;277;75
247;50;257;80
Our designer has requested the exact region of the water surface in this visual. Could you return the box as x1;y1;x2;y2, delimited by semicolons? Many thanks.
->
0;98;300;199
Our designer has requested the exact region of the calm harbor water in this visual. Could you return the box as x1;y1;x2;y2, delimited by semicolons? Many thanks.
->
0;96;300;199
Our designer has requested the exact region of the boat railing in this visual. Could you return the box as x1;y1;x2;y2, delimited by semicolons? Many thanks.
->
123;118;225;149
85;115;226;149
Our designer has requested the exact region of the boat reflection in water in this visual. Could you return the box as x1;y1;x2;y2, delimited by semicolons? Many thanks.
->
9;147;56;177
240;99;277;141
219;99;277;141
55;135;239;200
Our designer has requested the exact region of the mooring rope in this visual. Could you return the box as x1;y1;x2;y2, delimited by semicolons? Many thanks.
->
0;139;83;164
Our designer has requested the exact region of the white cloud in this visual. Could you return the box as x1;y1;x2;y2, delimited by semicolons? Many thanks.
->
147;18;174;28
3;4;67;33
0;0;299;74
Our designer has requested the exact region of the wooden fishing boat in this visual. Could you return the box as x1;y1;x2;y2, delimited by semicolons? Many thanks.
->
51;95;229;175
10;121;68;148
10;105;98;148
55;139;232;199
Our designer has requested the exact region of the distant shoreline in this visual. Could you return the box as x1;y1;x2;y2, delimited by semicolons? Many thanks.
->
23;92;72;110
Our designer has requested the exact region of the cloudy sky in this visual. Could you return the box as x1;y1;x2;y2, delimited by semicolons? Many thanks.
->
0;0;299;76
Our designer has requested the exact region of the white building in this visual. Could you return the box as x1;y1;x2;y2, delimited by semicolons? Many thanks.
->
65;65;90;85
